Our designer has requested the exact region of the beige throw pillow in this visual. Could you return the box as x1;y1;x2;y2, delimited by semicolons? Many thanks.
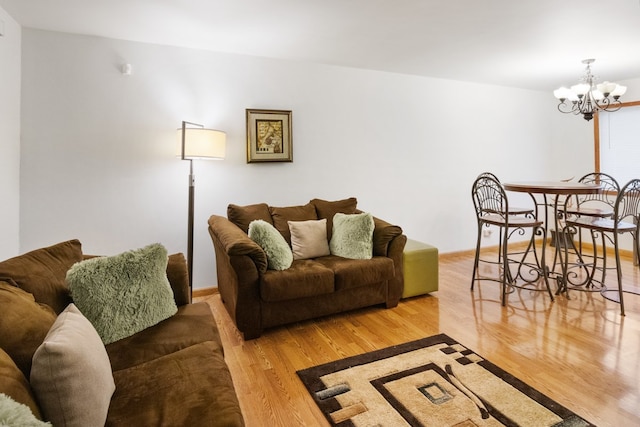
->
289;219;331;260
31;304;115;427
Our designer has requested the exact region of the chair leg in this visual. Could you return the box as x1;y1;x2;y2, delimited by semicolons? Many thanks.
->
501;227;509;306
539;225;553;301
471;222;483;290
613;233;626;316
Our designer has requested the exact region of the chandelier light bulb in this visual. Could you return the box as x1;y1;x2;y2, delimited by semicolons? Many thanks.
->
553;59;625;121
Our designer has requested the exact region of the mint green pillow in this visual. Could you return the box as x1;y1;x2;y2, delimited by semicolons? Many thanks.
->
330;212;374;259
0;393;51;427
66;243;178;344
248;220;293;270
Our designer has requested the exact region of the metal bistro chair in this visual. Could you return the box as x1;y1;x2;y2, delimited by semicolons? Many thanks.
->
561;178;640;315
556;173;619;291
471;174;554;305
476;172;534;262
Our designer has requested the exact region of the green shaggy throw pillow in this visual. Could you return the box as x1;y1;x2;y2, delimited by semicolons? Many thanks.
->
248;220;293;270
66;243;178;344
0;393;51;427
330;212;375;259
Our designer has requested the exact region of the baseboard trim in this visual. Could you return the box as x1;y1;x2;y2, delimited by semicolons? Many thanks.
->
193;287;218;298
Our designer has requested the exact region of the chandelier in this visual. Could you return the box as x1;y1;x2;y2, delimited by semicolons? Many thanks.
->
553;59;626;121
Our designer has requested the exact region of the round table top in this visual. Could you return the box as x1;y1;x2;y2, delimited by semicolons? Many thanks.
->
503;181;602;195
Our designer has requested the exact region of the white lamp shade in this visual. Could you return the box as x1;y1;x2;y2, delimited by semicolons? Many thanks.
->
177;128;226;160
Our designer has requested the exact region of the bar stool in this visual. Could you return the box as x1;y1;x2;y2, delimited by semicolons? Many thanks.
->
471;174;554;305
561;178;640;315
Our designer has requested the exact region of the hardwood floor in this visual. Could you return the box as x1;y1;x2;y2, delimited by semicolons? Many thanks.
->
198;248;640;426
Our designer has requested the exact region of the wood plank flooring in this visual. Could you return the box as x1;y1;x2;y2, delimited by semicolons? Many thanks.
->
198;248;640;427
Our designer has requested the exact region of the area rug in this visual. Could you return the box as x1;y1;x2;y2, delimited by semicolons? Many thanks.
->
297;333;593;427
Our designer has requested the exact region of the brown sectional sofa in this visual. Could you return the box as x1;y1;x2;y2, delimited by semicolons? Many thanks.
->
208;198;407;340
0;240;244;426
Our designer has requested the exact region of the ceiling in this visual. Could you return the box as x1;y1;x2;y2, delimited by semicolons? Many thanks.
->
2;0;640;92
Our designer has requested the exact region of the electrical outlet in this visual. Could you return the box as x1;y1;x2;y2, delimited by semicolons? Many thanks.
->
483;229;492;237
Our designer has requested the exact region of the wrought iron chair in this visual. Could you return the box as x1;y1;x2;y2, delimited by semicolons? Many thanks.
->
556;173;620;292
560;178;640;315
471;174;554;305
476;172;534;262
562;172;619;221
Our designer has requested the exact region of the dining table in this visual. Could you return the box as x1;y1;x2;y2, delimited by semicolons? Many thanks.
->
502;181;603;295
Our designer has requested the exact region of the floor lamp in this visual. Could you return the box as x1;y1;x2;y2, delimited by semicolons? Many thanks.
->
179;121;226;301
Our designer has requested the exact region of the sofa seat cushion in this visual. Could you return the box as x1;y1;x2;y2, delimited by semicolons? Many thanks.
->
106;302;221;372
107;341;244;427
260;260;334;302
315;255;394;291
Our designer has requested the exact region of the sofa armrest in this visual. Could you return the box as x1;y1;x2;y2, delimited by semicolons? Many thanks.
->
372;216;403;257
208;215;266;339
207;215;268;273
166;253;190;306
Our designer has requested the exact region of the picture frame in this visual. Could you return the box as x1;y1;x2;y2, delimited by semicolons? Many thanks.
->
246;109;293;163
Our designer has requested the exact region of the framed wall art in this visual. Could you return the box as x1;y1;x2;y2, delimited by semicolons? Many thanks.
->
246;109;293;163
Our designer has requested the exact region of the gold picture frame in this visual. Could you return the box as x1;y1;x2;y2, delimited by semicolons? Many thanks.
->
246;109;293;163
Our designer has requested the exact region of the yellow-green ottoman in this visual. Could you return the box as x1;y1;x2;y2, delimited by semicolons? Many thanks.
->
402;239;439;298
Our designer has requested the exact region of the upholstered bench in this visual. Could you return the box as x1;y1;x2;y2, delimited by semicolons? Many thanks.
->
402;239;439;298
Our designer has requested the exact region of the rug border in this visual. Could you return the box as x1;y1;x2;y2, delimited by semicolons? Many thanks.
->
296;333;594;427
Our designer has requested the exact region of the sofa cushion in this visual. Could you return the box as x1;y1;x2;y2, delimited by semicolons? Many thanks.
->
260;260;334;302
288;219;330;260
106;302;222;372
66;243;178;344
0;239;83;314
0;393;50;427
0;281;57;379
330;212;375;259
107;341;244;427
270;203;318;245
0;348;43;421
31;304;115;427
315;255;395;291
248;220;293;270
311;197;358;239
228;202;273;233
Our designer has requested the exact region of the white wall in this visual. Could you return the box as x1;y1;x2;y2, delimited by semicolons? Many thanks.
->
19;29;595;290
0;7;21;260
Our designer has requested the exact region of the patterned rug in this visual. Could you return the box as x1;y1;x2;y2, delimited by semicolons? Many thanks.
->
297;333;593;426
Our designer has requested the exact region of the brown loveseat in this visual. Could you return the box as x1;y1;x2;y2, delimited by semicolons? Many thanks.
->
0;240;244;426
208;198;407;340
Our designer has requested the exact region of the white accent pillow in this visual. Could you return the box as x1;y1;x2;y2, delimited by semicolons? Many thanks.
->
31;304;115;427
288;219;331;260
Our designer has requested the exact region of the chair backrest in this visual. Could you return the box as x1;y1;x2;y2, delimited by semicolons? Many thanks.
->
472;174;508;218
577;172;620;207
477;172;501;182
614;178;640;227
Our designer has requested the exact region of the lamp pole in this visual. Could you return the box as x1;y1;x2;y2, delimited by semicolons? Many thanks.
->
180;121;226;302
